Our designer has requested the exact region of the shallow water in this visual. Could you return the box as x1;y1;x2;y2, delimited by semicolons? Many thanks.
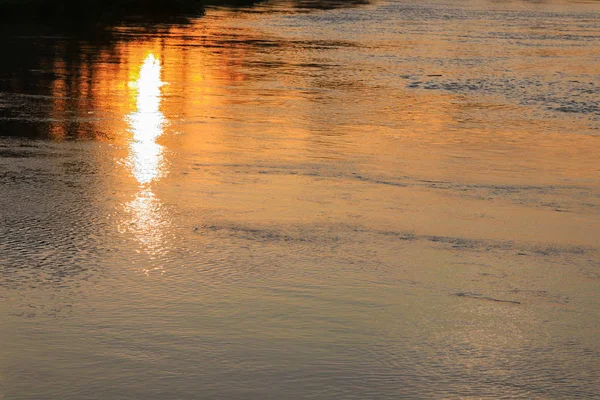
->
1;0;599;398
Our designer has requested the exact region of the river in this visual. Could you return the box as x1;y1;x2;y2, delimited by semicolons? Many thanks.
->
1;0;599;398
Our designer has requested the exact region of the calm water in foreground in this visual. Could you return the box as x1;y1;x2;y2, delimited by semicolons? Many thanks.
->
1;0;599;398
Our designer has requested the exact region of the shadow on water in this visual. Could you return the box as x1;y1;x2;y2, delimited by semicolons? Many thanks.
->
0;0;370;140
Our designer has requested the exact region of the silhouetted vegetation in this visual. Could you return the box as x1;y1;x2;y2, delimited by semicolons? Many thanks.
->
0;0;266;22
0;0;370;23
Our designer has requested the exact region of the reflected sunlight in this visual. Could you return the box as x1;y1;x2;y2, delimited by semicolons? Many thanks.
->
124;188;171;268
128;53;167;186
123;53;171;263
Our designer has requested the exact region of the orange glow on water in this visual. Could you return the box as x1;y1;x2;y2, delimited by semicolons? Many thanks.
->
121;53;172;261
127;53;167;186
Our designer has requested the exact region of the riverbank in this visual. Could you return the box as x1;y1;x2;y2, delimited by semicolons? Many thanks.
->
0;0;261;21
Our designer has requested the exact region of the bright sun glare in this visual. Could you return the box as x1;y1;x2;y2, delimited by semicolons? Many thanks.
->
123;53;171;263
128;53;166;186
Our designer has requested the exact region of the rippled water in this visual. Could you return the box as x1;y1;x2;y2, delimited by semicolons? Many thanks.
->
1;0;599;398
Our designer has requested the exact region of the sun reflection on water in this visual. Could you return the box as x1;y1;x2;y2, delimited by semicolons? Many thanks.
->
124;53;171;265
128;54;167;185
124;189;169;261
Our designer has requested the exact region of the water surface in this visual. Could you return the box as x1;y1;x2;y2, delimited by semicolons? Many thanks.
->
1;0;599;398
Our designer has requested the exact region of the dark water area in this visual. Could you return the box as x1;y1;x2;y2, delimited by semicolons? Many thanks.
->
1;0;599;399
0;0;371;139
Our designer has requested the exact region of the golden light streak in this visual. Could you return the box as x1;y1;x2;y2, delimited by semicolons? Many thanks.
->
127;53;167;186
123;53;171;263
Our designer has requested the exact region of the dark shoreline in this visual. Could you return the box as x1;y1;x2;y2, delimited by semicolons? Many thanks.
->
0;0;371;23
0;0;265;22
